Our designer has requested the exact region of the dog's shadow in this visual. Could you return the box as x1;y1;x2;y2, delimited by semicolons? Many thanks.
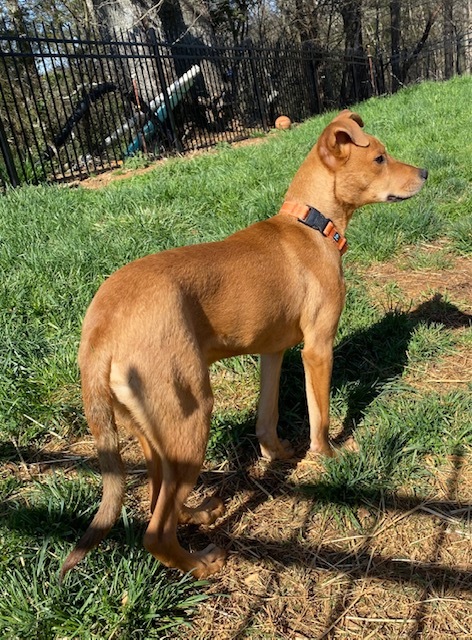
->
277;292;471;451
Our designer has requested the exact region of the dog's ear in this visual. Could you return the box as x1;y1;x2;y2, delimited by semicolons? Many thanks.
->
318;115;370;170
332;110;365;128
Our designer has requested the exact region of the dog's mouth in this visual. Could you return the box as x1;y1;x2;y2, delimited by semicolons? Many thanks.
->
387;194;409;202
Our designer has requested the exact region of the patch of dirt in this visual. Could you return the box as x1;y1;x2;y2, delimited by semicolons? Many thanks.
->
363;241;472;314
189;453;472;640
77;160;158;190
406;350;472;391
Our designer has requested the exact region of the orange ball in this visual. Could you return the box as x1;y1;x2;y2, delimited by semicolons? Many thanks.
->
275;115;292;130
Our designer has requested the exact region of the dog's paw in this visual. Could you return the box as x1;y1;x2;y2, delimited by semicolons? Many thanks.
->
278;438;295;458
309;440;336;458
191;544;227;578
309;437;359;458
260;438;294;461
179;497;225;526
341;436;359;453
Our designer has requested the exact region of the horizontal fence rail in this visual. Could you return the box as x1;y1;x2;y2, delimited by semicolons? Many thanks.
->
0;21;471;187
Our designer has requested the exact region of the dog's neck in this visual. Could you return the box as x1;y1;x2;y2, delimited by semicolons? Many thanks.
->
278;201;348;255
283;155;354;235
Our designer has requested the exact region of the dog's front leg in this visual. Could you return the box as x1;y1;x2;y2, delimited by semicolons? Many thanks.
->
302;340;335;457
256;351;294;460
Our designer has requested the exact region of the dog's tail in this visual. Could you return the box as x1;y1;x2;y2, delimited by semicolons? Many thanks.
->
59;354;125;582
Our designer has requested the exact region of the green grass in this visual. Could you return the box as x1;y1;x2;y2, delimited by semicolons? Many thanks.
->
1;76;471;637
0;473;209;638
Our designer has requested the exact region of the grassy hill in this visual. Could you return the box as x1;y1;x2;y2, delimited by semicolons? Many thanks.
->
0;75;471;639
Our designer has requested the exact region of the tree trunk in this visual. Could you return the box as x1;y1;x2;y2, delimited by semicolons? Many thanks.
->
293;0;320;43
401;8;438;82
82;0;166;104
443;0;454;79
464;0;472;72
83;0;227;137
390;0;401;91
160;0;226;101
338;0;371;105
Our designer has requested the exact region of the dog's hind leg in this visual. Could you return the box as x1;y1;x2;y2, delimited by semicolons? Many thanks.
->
125;420;224;526
256;351;294;460
143;429;227;575
135;430;162;513
113;399;162;513
114;401;224;526
142;370;227;577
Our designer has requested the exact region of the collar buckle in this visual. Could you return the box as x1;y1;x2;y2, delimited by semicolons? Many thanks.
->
279;202;348;256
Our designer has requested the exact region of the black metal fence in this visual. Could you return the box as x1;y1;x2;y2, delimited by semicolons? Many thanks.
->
0;21;470;187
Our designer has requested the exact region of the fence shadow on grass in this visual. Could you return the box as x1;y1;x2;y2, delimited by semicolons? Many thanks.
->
207;292;471;638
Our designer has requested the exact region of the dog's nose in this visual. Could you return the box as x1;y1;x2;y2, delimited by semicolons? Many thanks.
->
420;168;428;180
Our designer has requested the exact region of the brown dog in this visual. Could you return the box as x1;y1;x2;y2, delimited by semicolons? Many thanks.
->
60;110;427;580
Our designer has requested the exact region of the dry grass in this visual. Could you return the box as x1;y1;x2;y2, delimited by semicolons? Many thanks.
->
7;437;471;638
186;451;471;639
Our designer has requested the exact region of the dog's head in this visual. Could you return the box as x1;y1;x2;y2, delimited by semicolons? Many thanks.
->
317;110;428;207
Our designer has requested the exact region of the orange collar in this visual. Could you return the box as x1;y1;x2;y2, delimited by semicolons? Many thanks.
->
279;201;348;256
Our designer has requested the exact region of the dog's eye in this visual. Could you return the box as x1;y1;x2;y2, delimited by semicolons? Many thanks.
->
375;155;385;164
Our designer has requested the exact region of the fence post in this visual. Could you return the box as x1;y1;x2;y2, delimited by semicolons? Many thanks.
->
148;28;183;154
302;41;321;115
0;112;20;187
367;45;378;96
246;40;268;131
